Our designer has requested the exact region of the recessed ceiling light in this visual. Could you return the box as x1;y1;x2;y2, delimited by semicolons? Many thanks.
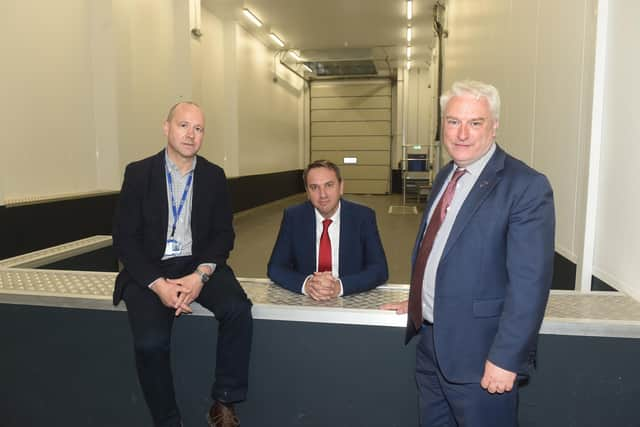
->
407;27;412;43
407;46;412;58
407;1;413;20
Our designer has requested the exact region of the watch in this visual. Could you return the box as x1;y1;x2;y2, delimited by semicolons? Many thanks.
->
196;268;210;284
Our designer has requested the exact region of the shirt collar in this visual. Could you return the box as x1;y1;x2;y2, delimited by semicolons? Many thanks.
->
314;200;341;224
455;142;496;177
165;148;197;176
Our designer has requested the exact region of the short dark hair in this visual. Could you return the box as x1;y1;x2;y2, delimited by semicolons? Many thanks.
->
303;160;342;187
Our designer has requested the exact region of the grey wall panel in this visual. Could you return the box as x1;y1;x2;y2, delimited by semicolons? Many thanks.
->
3;304;639;427
311;96;391;110
340;165;389;180
344;180;390;194
311;109;391;122
312;151;390;166
310;83;391;98
311;121;391;136
312;136;390;151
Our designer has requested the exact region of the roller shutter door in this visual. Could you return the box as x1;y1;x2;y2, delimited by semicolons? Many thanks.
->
310;81;391;194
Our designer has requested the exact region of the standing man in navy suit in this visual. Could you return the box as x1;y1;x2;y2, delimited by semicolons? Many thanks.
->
382;81;555;426
113;102;252;427
268;160;388;300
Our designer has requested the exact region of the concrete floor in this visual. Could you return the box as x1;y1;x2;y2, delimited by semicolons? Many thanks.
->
228;193;424;284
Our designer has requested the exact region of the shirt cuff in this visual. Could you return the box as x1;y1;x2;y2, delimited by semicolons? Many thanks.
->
197;263;216;275
301;275;314;295
148;277;162;288
337;278;344;297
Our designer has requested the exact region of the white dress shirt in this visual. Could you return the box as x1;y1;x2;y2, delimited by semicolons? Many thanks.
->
422;143;496;322
301;202;344;296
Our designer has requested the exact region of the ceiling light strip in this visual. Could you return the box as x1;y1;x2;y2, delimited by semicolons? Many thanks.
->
269;32;286;48
288;51;301;61
242;8;263;27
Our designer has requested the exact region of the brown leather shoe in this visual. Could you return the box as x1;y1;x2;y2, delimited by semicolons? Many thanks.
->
207;401;240;427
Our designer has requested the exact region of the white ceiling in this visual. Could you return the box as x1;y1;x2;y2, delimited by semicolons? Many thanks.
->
202;0;439;77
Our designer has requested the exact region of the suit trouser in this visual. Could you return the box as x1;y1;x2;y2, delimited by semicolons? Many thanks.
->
416;322;518;427
123;257;253;427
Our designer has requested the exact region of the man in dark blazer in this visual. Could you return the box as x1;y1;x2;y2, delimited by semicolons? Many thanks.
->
383;81;555;426
112;102;251;427
268;160;388;300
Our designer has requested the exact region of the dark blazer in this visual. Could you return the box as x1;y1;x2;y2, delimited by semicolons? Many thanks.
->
112;150;234;305
406;145;555;383
267;199;388;295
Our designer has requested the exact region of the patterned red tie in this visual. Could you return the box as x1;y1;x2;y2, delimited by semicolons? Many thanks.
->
408;168;466;330
318;219;333;272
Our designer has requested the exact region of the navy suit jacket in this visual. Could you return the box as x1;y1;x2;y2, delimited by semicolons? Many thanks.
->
406;145;555;383
267;199;388;295
112;150;234;305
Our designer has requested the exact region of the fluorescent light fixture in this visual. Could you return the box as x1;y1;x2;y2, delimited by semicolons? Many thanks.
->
302;63;313;73
288;51;301;61
407;27;412;42
407;0;413;20
269;32;285;48
407;46;412;58
344;157;358;164
242;8;263;27
407;61;412;70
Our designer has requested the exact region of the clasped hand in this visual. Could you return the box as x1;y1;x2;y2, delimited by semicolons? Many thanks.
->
304;271;340;301
152;273;204;316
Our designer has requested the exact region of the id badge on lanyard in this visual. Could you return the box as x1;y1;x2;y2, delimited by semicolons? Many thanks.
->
164;168;193;257
165;239;182;256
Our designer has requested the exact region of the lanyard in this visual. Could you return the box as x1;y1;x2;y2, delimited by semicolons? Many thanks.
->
166;168;193;238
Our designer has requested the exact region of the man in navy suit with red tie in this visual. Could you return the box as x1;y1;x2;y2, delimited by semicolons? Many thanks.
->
268;160;388;301
383;80;555;426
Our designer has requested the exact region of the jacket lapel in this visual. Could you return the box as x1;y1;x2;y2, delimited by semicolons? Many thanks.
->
338;199;349;276
151;151;169;258
303;201;317;272
190;156;204;240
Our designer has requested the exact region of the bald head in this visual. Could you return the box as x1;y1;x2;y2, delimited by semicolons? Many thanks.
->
166;101;203;122
163;102;205;166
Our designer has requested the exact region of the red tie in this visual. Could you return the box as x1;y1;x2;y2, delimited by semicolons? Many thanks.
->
318;219;333;272
408;168;466;330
